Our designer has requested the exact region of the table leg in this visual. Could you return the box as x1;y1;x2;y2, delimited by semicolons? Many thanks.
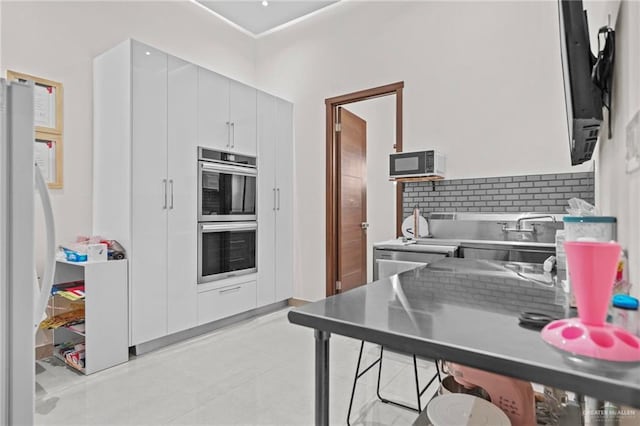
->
315;329;331;426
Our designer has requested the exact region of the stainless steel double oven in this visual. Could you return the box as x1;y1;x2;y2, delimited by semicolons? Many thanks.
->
197;147;257;283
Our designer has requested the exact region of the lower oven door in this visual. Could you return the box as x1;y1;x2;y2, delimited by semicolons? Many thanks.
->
198;222;257;283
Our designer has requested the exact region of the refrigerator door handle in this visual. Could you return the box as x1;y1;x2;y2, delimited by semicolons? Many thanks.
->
33;165;56;333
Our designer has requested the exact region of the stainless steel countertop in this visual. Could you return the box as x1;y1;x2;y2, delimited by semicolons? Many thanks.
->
374;238;556;251
288;260;640;407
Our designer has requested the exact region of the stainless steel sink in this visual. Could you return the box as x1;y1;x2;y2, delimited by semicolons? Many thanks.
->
425;258;552;284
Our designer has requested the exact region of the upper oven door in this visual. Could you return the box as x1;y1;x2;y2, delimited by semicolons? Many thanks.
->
389;151;429;178
199;161;257;222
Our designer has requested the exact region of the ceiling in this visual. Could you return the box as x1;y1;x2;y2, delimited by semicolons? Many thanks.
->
195;1;339;37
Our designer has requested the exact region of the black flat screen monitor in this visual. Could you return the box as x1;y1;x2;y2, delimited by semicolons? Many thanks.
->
558;0;603;165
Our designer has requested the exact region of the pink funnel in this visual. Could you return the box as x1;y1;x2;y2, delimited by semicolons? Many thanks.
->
541;241;640;362
565;241;620;325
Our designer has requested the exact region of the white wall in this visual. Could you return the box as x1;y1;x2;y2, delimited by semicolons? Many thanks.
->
344;97;397;283
0;1;256;268
255;1;592;301
595;0;640;298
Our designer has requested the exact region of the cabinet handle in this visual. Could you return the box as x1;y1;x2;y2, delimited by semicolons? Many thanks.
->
169;179;174;209
231;122;235;148
273;188;276;211
226;121;230;147
219;286;241;294
277;188;281;211
162;179;168;209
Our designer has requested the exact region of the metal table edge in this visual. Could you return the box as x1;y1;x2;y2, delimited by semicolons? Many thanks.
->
287;308;640;408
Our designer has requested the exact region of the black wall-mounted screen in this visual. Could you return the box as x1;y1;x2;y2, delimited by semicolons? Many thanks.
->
558;0;603;165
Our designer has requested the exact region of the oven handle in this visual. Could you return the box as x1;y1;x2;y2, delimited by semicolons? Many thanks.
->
200;161;257;176
201;222;258;233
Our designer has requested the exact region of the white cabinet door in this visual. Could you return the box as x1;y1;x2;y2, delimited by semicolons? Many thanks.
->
167;56;198;334
131;41;168;345
197;67;230;151
229;81;257;156
256;92;277;307
275;99;294;301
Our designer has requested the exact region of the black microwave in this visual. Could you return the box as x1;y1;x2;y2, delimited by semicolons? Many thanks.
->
389;150;446;179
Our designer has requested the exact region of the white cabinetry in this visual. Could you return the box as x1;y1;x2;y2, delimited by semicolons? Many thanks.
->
257;92;294;306
197;68;256;156
198;280;257;325
167;56;198;334
51;260;128;374
94;40;198;346
94;39;291;349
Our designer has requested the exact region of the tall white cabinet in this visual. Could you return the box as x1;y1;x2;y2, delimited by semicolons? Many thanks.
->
94;39;292;349
257;92;294;307
94;40;198;346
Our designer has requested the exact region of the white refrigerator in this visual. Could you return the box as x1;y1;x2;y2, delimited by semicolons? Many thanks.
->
1;78;56;425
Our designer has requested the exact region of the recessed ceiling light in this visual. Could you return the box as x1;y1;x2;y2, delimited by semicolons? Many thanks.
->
145;51;151;56
262;0;269;6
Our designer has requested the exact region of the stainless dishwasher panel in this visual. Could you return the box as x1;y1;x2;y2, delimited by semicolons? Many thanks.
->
373;248;453;281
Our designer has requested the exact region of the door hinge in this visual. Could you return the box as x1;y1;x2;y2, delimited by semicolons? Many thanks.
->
335;280;342;292
335;122;341;132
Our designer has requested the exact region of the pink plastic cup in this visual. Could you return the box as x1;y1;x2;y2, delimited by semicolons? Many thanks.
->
564;241;621;326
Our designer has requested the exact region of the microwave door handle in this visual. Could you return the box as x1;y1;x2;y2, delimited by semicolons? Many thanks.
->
200;162;257;176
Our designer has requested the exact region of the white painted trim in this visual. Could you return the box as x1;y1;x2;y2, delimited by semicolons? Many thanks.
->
256;1;347;38
189;0;347;39
188;0;256;38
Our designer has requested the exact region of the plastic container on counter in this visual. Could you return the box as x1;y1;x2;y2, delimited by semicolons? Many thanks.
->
611;294;639;336
563;216;617;242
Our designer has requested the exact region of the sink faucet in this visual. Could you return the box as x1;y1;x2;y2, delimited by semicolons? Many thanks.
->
515;214;556;230
503;214;556;233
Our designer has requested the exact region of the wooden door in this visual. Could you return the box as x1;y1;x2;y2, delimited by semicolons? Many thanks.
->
337;108;367;293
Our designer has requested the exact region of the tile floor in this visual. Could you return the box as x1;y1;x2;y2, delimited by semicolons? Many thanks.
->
35;308;440;425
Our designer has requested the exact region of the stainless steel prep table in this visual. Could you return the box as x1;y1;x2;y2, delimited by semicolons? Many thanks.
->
288;259;640;426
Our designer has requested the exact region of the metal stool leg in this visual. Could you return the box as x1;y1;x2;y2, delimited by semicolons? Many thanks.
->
413;355;422;413
376;349;441;413
349;343;441;423
347;341;382;426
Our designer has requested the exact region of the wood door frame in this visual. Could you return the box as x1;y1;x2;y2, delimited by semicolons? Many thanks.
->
325;81;404;297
